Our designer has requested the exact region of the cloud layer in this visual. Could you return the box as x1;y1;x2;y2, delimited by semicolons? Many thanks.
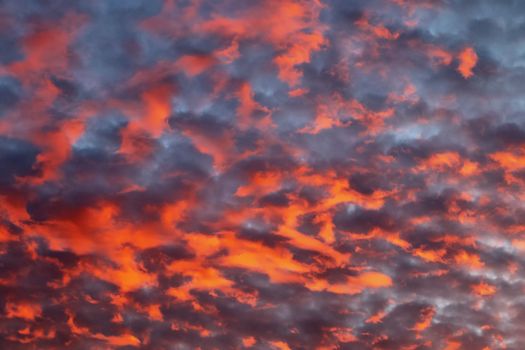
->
1;0;525;349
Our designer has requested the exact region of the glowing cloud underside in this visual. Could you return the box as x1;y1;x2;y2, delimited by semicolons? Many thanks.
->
0;0;523;349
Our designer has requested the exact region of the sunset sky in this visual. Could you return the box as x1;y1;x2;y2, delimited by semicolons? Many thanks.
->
1;0;525;349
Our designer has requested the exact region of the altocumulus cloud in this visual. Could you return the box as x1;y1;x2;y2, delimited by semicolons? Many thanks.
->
0;0;525;349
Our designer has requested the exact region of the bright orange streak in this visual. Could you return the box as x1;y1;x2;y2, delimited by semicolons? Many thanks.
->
270;341;292;350
242;337;257;347
412;307;435;331
358;271;393;288
472;282;496;296
457;47;478;78
490;150;525;171
366;311;386;324
454;250;484;269
355;16;399;40
6;302;42;320
444;340;462;350
309;271;392;295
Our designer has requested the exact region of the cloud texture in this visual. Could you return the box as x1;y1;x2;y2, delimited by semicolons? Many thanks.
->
1;0;525;349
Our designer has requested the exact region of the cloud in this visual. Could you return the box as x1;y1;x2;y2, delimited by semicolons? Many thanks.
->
0;0;524;349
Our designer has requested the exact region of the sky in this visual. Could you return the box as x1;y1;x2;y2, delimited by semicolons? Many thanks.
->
0;0;525;349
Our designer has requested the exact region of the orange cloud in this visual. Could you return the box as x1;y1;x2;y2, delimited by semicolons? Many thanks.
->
472;282;496;296
457;47;478;78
